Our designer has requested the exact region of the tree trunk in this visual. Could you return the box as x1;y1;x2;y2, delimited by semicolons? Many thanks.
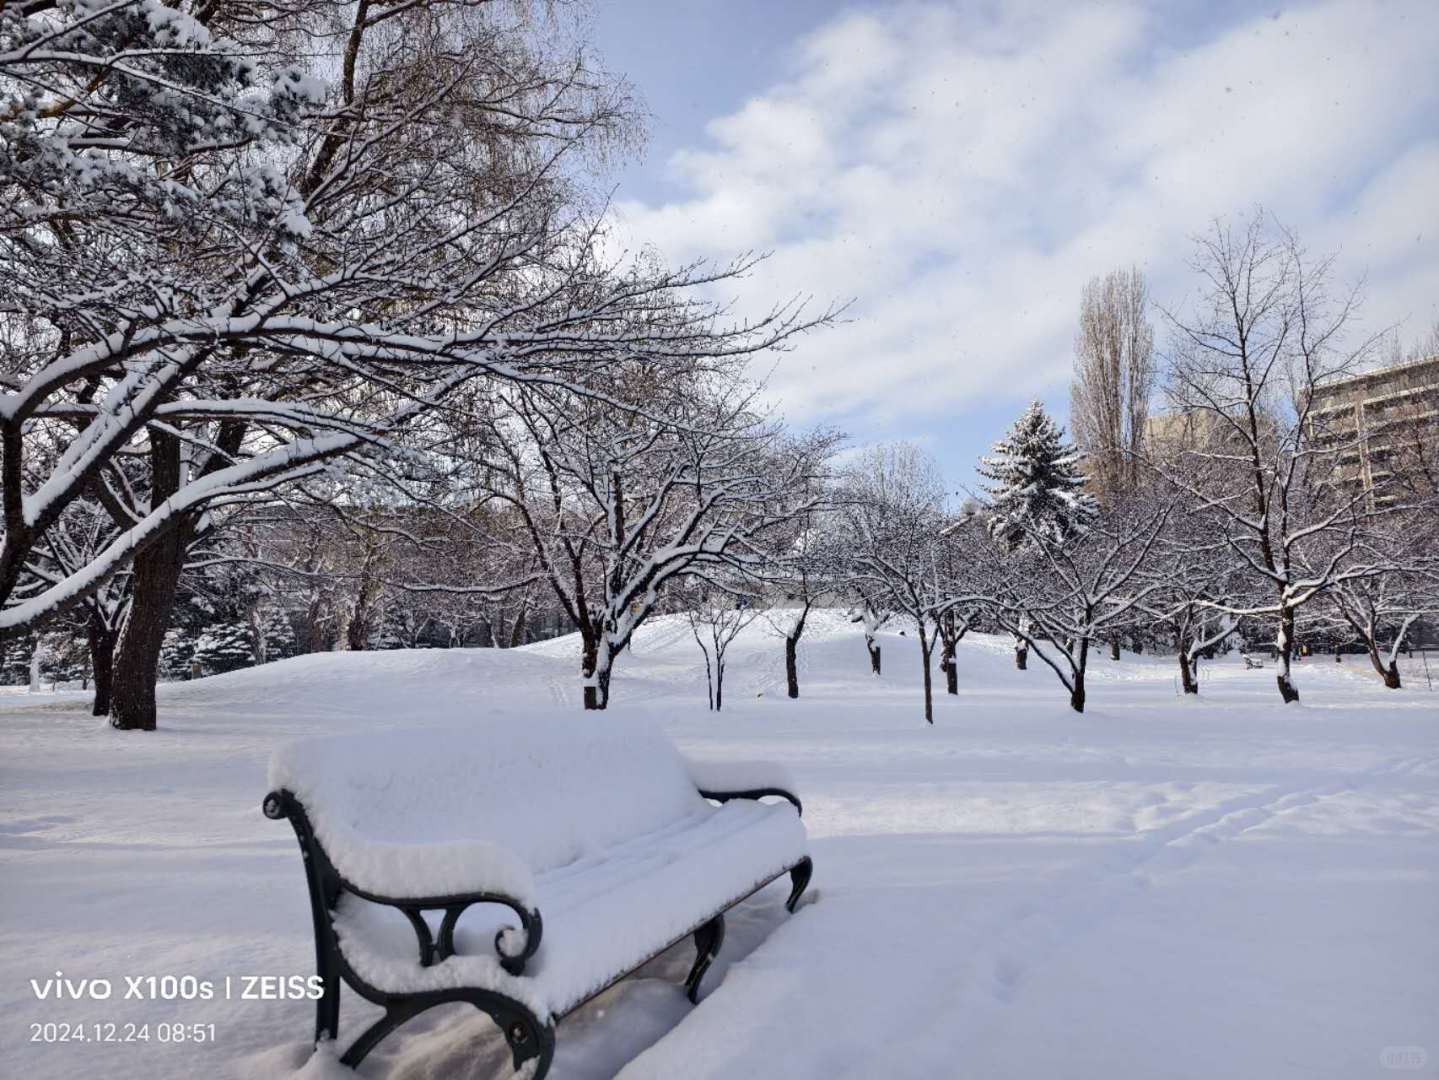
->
920;638;934;725
596;661;612;709
866;635;882;676
1109;638;1121;661
714;659;724;712
87;611;117;717
785;635;799;699
1364;640;1402;689
1069;637;1089;713
345;600;371;651
581;633;602;711
507;602;528;649
110;525;191;731
1178;650;1198;695
1014;641;1028;670
1275;607;1300;703
941;640;958;694
109;431;194;731
581;632;614;711
1382;660;1402;690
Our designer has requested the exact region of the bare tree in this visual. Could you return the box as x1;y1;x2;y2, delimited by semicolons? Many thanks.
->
842;444;948;724
1153;211;1388;703
1144;507;1249;694
2;1;837;729
848;594;893;676
1320;513;1439;689
1071;268;1155;501
471;365;836;709
966;496;1172;713
760;502;839;699
686;585;761;711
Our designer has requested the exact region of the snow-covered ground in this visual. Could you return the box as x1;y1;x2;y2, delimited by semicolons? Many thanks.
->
2;612;1436;1079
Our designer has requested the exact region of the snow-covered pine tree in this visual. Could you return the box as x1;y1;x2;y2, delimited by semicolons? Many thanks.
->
159;628;200;681
1;632;37;685
258;609;299;664
978;403;1096;670
370;604;410;651
191;624;252;676
40;631;88;686
979;402;1097;549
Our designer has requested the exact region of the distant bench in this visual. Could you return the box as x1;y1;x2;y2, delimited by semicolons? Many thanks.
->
263;722;812;1077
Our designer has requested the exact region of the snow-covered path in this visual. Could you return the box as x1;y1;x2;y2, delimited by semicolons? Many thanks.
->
2;614;1436;1079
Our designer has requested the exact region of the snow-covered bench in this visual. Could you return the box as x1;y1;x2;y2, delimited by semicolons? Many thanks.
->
263;721;812;1077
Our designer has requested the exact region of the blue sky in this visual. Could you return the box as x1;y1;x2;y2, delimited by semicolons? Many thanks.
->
588;0;1439;492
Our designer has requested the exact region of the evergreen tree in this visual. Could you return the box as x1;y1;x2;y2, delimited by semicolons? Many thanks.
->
370;604;409;650
192;624;253;676
979;402;1096;549
159;628;200;680
258;609;299;664
1;632;38;685
41;632;88;685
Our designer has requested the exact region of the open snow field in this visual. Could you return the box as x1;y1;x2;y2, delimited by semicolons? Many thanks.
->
2;611;1437;1079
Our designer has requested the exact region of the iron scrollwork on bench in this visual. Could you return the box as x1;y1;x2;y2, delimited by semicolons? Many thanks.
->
262;789;553;1073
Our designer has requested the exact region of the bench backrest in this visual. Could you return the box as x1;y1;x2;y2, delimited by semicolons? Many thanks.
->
268;718;707;880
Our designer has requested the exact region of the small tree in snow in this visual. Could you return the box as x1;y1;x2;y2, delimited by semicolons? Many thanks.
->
842;444;949;724
966;497;1172;713
1321;525;1439;689
933;505;986;695
760;503;839;699
686;589;761;711
1144;514;1250;695
848;596;893;676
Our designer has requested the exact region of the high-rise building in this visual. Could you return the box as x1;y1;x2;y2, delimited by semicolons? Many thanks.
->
1307;354;1439;506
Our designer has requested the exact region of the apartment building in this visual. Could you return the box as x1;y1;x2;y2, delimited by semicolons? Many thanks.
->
1307;354;1439;505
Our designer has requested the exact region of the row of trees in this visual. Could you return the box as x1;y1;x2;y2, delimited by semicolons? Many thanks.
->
844;214;1437;720
0;0;835;726
2;0;1431;728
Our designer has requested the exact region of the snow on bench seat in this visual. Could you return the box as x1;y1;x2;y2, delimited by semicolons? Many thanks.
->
267;718;808;1024
331;796;804;1017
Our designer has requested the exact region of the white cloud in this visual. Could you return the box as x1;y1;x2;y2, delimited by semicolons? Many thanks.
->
610;0;1439;427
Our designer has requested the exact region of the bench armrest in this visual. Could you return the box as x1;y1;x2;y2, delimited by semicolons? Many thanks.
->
264;789;543;974
685;759;803;816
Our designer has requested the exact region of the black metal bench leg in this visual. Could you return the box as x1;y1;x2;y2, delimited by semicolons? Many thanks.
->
684;913;726;1003
315;971;340;1046
338;991;553;1077
786;856;813;913
496;1001;555;1078
340;1000;421;1068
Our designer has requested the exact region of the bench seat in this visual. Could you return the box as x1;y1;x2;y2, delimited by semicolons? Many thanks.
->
332;796;805;1017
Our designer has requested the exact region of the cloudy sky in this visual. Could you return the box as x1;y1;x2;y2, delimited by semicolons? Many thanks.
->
590;0;1439;488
